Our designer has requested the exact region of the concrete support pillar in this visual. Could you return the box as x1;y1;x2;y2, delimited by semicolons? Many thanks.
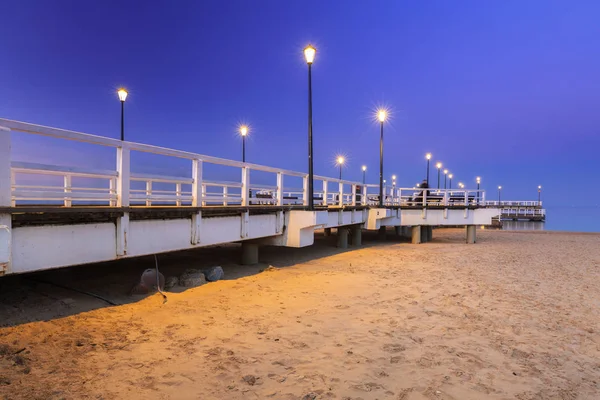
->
241;242;259;265
351;226;362;247
394;226;402;236
337;227;348;249
401;226;411;238
421;226;428;243
427;226;433;242
466;225;476;244
411;226;422;244
378;226;386;241
324;228;332;237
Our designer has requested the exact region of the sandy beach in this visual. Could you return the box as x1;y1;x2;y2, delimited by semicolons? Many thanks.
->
1;228;599;399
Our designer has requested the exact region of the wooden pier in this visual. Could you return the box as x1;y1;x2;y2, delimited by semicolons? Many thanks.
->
485;201;546;222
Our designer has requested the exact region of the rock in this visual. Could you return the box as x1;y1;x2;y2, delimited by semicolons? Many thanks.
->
203;266;224;282
242;375;257;385
179;269;206;288
302;393;317;400
164;276;179;290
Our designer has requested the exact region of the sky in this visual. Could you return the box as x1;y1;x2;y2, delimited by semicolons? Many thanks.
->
1;0;599;206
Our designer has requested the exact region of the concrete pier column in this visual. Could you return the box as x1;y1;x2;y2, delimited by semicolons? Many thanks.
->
427;226;433;242
324;228;332;237
401;226;411;238
466;225;476;244
337;227;349;249
394;226;402;236
411;226;422;244
241;242;259;265
378;226;386;241
351;226;362;247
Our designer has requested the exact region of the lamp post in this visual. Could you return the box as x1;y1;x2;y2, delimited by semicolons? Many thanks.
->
117;88;128;141
304;45;316;210
538;185;542;204
448;173;453;189
378;109;387;206
443;169;448;189
436;162;442;189
425;153;431;185
362;165;367;184
459;182;464;189
476;176;481;203
337;156;344;180
239;125;248;162
498;186;502;203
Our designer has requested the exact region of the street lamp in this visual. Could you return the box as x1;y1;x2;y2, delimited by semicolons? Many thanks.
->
538;185;542;203
443;169;448;189
476;176;481;202
436;162;442;189
304;44;316;210
425;153;431;185
498;186;502;203
458;182;464;189
337;156;345;180
362;165;367;184
239;125;248;162
117;88;128;141
392;174;396;188
378;109;387;206
448;173;453;189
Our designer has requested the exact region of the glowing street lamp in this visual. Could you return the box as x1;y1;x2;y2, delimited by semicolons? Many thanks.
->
378;109;387;206
538;185;542;203
436;162;442;189
448;173;453;189
362;165;367;184
117;88;128;141
337;156;345;180
239;125;249;162
458;182;464;189
304;44;316;210
498;186;502;203
443;169;448;189
392;174;397;188
425;153;432;185
476;176;481;202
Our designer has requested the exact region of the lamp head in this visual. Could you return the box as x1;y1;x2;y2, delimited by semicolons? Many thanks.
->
239;125;248;136
498;186;502;190
538;185;542;190
377;109;387;122
304;45;316;64
443;169;448;174
476;176;481;183
436;162;442;169
337;156;345;165
117;88;128;102
426;153;431;160
362;165;367;171
449;174;453;179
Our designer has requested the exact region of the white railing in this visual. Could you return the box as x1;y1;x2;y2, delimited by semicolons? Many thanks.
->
486;200;542;207
501;208;545;216
0;119;488;210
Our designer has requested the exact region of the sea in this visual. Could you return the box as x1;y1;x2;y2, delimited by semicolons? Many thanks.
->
502;206;600;233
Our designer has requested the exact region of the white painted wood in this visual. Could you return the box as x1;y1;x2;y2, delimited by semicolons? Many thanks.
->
126;218;190;257
63;175;72;207
145;181;152;206
241;211;249;238
302;176;308;206
191;212;202;244
11;223;117;273
131;173;193;184
222;186;228;206
241;167;250;206
192;159;203;207
322;180;328;206
276;173;283;206
338;182;344;206
10;171;15;207
176;183;182;206
12;161;117;178
0;127;11;207
351;184;357;206
116;212;129;256
116;145;131;207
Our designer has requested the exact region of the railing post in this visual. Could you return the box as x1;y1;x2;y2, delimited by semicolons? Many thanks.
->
362;184;367;206
192;159;203;207
223;186;228;206
351;184;357;206
116;145;130;256
116;145;131;207
176;183;182;206
276;173;284;206
443;189;448;207
338;182;344;206
322;180;328;206
464;190;468;206
63;175;72;207
0;126;11;274
241;167;250;206
423;189;427;208
302;175;308;206
145;181;152;206
10;171;15;207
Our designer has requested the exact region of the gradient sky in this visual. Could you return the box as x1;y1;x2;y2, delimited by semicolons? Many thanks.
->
1;0;599;206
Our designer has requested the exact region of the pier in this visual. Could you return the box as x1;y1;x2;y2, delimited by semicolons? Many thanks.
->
0;119;500;276
485;201;546;222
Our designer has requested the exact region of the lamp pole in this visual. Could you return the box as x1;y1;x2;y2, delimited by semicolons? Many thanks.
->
476;177;481;202
362;166;366;184
240;125;248;162
337;156;344;180
304;45;316;210
436;162;442;189
448;174;453;189
444;169;448;189
425;153;431;185
498;186;502;203
378;110;387;206
117;89;128;141
538;185;542;204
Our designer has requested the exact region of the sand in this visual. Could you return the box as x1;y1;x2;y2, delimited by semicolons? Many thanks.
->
1;229;600;399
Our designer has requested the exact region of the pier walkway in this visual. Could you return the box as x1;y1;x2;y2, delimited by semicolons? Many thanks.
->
485;201;546;222
0;119;499;276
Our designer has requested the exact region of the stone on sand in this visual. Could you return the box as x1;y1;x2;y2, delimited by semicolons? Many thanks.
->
179;269;206;288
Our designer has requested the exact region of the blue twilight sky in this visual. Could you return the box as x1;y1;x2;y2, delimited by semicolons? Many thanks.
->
1;0;599;206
